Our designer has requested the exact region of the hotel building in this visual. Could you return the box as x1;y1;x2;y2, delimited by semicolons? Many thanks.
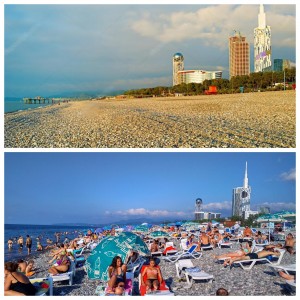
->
229;32;250;79
254;4;272;72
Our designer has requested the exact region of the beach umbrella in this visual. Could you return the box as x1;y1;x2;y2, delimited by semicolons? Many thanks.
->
149;231;170;239
86;232;150;281
133;225;148;233
175;221;183;226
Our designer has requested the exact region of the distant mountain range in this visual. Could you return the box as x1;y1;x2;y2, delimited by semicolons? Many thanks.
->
52;217;185;227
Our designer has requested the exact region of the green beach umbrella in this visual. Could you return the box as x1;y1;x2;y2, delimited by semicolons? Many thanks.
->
86;232;150;281
133;225;149;233
149;231;170;239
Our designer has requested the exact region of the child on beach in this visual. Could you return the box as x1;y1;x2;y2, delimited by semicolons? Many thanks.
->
25;260;36;277
17;259;27;273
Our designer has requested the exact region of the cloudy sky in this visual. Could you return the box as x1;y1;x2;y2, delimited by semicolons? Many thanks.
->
4;3;296;97
5;152;295;225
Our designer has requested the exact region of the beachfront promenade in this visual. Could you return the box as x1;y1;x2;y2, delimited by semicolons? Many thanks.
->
4;90;295;148
14;232;295;296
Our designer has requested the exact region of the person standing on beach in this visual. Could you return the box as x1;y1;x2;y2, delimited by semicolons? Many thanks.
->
25;235;32;255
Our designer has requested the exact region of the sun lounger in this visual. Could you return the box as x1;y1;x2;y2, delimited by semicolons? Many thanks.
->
233;249;286;270
139;265;173;296
218;240;233;249
127;256;146;276
175;259;214;288
268;263;296;276
161;244;202;263
164;242;178;256
30;277;53;296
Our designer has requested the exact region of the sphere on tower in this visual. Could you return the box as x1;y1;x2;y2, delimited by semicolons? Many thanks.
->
195;198;202;212
173;53;184;86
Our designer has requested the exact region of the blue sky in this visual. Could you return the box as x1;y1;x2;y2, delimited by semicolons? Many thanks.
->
4;4;296;98
4;152;295;225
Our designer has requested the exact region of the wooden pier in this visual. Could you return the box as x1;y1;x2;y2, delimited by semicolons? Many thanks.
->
23;96;70;104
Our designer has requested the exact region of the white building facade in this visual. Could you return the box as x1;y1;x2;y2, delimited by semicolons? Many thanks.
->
232;162;252;218
254;4;272;72
177;70;222;85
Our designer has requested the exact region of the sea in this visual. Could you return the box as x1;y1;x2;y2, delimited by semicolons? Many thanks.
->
5;98;53;114
4;224;95;262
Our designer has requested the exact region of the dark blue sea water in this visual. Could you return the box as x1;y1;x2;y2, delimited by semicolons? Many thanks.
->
5;98;51;113
4;224;95;261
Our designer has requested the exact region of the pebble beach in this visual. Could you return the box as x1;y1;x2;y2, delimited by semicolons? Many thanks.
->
21;240;295;296
4;90;295;148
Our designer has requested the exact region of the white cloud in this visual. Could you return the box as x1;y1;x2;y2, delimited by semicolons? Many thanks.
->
280;168;296;181
131;5;295;49
105;208;188;217
253;202;295;212
202;201;232;211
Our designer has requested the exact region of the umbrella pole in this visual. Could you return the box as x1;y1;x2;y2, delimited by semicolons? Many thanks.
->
268;220;271;244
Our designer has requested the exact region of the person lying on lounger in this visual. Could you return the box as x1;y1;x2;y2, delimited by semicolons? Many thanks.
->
224;248;281;267
141;258;162;293
213;241;252;263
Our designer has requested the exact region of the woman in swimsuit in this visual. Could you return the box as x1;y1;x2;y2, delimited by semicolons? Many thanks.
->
213;241;252;265
107;256;127;293
48;253;70;275
4;261;36;296
141;258;162;293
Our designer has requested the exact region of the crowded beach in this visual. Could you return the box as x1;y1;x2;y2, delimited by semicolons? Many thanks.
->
4;221;296;296
4;90;295;148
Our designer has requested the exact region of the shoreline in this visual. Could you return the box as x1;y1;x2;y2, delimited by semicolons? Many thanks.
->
5;90;295;148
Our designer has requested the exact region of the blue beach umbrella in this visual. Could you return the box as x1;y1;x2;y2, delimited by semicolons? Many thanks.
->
86;232;150;281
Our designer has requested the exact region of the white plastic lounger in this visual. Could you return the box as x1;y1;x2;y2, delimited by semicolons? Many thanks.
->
175;259;213;288
218;240;233;249
233;249;286;270
30;277;53;296
268;263;296;276
161;245;202;263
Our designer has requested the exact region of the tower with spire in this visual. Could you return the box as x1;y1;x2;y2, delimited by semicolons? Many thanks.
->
232;162;252;218
254;4;272;72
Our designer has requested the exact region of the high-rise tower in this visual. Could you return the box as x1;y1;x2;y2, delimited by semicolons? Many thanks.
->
229;31;250;79
232;162;251;218
173;53;184;86
254;4;272;72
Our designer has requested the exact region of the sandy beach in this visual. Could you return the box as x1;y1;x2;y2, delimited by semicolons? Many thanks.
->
22;238;295;296
4;90;295;148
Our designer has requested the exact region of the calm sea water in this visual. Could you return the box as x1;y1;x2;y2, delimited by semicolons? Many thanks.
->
5;99;51;113
4;224;94;261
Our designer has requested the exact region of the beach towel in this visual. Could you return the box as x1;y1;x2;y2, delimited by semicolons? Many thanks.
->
163;246;177;255
184;267;201;273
